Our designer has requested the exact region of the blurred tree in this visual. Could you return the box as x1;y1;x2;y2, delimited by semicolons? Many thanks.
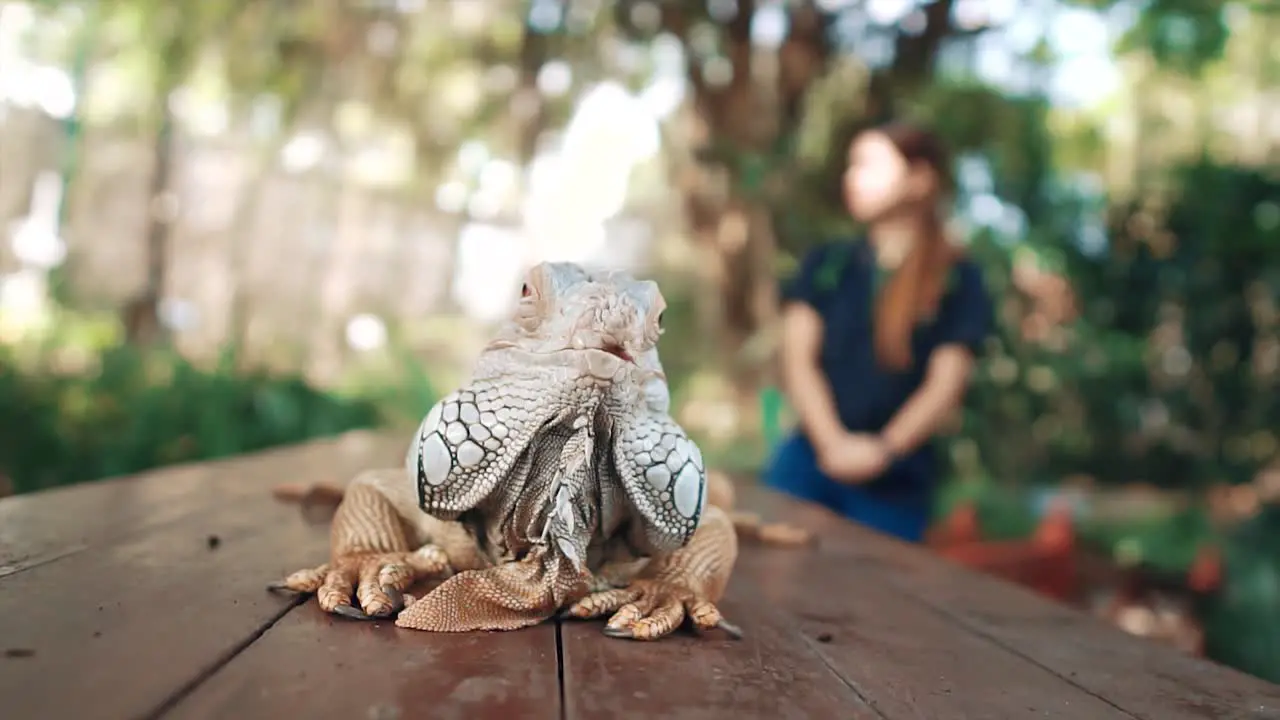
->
88;0;260;344
614;0;997;408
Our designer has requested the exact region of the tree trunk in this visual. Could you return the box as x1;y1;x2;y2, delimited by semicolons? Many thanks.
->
125;93;176;346
513;19;549;169
674;2;832;398
125;17;187;347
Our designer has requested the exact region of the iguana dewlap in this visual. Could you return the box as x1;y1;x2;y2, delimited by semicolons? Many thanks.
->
269;262;766;640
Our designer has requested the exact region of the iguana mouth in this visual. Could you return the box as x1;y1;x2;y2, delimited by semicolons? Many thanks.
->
600;341;634;363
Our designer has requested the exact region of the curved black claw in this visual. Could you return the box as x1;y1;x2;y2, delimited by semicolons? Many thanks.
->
382;587;405;615
332;604;375;621
266;582;302;595
716;618;744;640
601;625;634;639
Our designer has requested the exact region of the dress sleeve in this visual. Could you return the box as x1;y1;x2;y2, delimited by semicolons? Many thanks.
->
934;260;995;354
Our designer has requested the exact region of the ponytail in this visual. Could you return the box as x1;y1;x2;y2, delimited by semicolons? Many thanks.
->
866;121;958;370
873;210;956;371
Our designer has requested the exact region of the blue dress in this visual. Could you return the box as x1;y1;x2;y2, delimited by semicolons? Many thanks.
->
763;238;995;542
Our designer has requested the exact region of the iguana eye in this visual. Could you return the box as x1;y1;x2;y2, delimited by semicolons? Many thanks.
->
521;283;532;298
657;311;665;325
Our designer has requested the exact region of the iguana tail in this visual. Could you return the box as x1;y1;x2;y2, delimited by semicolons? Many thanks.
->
271;481;346;524
706;471;817;549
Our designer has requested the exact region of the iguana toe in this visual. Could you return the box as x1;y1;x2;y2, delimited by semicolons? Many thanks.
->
572;579;742;641
276;549;450;621
562;587;641;620
269;564;330;594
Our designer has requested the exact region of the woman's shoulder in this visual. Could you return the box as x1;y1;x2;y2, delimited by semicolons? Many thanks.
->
943;249;995;309
796;235;873;276
798;234;865;261
948;249;989;285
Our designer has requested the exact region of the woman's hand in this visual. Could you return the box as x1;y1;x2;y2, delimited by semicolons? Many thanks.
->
817;433;893;485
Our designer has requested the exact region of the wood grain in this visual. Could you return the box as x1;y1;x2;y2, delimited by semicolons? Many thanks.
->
737;546;1128;719
165;605;560;720
736;484;1280;720
6;437;1278;720
559;573;880;720
0;431;403;720
0;431;399;576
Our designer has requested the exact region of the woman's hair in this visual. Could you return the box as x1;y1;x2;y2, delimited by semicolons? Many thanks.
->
869;121;958;371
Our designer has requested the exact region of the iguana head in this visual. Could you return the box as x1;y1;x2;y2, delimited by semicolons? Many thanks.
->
480;261;670;410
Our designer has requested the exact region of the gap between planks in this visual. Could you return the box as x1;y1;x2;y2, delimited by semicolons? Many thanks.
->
144;595;308;720
555;619;568;720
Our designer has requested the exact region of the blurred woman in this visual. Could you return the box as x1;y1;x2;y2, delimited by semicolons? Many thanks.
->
764;121;995;543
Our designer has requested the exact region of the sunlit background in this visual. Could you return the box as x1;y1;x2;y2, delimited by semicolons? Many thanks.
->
2;0;1278;684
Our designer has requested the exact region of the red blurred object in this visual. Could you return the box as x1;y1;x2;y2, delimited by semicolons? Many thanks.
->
930;499;1078;601
927;500;1225;657
924;501;980;547
1092;545;1221;657
1187;545;1223;594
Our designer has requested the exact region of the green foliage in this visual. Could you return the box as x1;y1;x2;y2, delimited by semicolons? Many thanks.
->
0;343;384;494
1117;0;1231;76
1054;163;1280;489
337;347;441;429
1204;505;1280;683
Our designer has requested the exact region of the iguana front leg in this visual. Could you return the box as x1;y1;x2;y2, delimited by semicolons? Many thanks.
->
391;396;598;632
563;504;740;640
269;468;484;619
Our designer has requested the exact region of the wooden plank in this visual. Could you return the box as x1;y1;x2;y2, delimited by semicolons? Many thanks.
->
736;545;1129;719
0;432;402;720
0;431;398;577
560;572;880;720
895;560;1280;720
736;485;1280;720
164;605;560;720
0;461;215;575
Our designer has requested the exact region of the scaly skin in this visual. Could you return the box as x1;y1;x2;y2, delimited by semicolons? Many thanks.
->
271;262;747;640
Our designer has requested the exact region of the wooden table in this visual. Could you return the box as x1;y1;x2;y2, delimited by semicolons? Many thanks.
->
3;430;1279;720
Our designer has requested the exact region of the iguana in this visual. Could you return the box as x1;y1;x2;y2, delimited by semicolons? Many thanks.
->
268;262;810;640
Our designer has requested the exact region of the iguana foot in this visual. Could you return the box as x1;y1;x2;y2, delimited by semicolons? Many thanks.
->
563;578;742;641
269;546;450;619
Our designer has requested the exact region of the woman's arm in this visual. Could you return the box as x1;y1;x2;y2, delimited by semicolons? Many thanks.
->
779;302;846;454
878;344;973;457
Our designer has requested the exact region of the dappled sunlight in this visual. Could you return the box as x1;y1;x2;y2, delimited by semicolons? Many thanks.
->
523;81;661;264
